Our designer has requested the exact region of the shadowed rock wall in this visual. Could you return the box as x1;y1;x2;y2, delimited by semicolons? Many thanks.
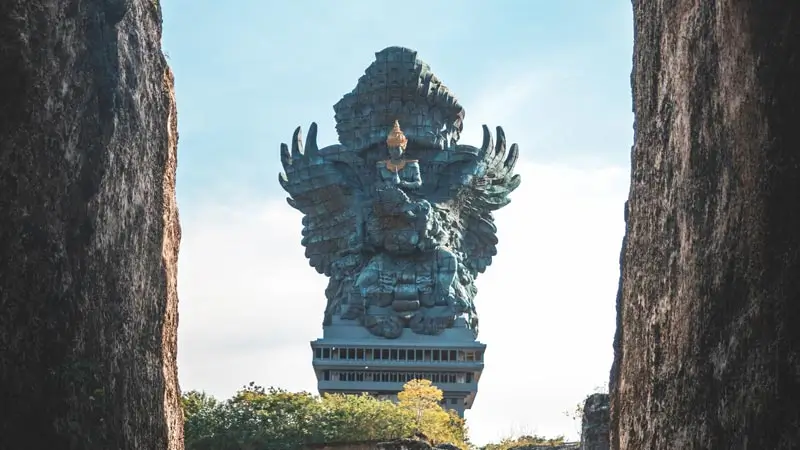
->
611;1;800;449
0;0;182;449
581;394;609;450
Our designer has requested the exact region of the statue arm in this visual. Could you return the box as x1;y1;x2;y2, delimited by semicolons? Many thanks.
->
400;162;422;189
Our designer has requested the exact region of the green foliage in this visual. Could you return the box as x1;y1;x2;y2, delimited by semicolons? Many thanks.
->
315;393;416;443
396;379;468;448
182;380;468;450
397;379;443;425
478;434;567;449
181;390;222;447
419;407;469;447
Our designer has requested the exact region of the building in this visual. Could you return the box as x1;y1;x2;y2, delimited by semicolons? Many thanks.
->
311;316;485;417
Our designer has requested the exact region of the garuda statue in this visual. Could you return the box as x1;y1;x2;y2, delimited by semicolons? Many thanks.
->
279;47;521;339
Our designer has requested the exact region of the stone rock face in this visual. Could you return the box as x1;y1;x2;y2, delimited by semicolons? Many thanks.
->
375;439;436;449
375;439;460;450
611;1;800;449
580;394;609;450
304;443;381;450
508;444;579;450
0;1;182;449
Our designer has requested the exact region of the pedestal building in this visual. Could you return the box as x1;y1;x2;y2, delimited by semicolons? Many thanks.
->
311;318;484;417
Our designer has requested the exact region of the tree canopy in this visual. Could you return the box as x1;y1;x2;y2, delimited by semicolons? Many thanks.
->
478;434;568;450
182;380;469;449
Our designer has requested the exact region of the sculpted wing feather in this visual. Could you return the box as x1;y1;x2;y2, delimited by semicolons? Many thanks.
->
430;125;521;275
278;123;363;277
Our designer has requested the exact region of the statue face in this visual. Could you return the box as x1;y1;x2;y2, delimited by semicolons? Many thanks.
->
388;145;404;159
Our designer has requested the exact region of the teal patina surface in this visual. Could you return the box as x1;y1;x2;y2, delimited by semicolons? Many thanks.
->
279;47;521;339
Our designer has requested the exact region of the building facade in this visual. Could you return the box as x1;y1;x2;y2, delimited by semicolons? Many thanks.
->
311;317;484;416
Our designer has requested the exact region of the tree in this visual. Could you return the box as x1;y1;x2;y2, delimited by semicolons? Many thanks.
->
420;408;469;447
397;379;468;448
181;384;320;450
182;382;457;449
398;379;443;425
181;391;222;449
224;383;319;450
315;393;415;443
182;390;218;417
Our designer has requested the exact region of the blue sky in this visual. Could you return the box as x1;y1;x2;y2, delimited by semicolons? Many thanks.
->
163;1;633;444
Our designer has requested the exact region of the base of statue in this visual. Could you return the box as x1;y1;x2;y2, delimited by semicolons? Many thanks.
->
310;313;486;417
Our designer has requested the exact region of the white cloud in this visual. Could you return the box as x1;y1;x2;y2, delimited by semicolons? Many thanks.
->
176;158;629;444
177;200;326;395
465;161;627;443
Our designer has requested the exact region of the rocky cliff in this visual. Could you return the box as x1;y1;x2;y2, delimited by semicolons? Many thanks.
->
507;444;579;450
611;1;800;449
581;394;609;450
303;438;463;450
0;1;182;449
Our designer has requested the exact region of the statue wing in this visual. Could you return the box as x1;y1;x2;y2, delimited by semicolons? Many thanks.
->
278;123;364;277
430;125;521;275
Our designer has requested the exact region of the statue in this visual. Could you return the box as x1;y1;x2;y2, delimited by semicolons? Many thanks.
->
278;47;521;339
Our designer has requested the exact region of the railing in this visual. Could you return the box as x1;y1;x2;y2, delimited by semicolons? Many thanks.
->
311;358;484;369
318;380;478;393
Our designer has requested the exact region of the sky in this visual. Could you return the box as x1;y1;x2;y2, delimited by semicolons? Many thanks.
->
162;0;634;445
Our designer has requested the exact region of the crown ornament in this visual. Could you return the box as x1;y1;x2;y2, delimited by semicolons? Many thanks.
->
386;120;408;149
333;46;465;152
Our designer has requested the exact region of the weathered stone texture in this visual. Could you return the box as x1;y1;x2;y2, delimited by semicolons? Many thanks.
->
0;0;182;449
303;438;461;450
303;443;382;450
376;439;457;449
580;394;609;450
508;444;579;450
611;1;800;449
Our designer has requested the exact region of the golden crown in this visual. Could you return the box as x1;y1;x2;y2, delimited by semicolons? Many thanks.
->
386;120;408;149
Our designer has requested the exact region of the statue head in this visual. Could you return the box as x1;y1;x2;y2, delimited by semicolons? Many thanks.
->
386;120;407;159
333;47;465;150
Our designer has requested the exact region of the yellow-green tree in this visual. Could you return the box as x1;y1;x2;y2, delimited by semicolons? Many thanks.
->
397;379;469;448
398;379;443;424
